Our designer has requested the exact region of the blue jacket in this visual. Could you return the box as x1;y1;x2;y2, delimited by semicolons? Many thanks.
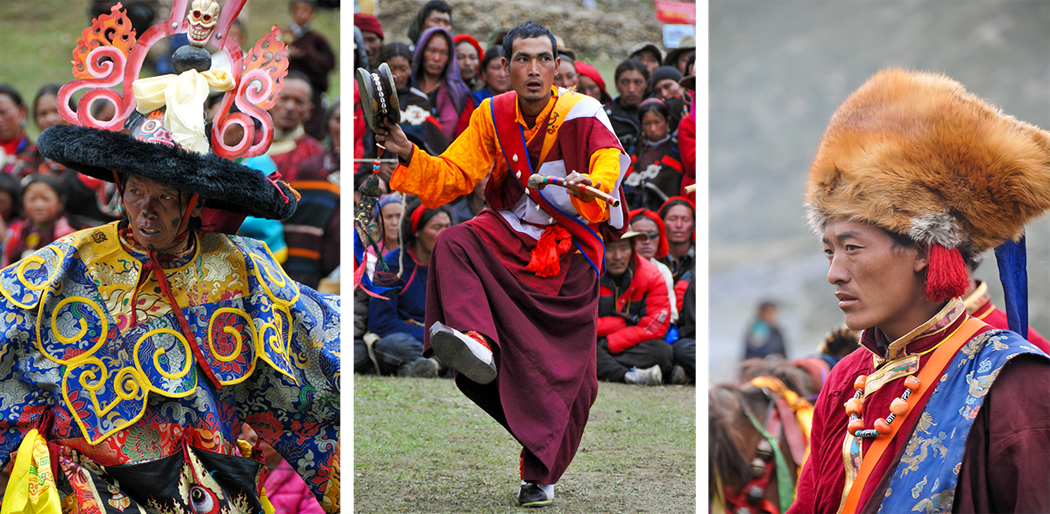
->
367;247;428;341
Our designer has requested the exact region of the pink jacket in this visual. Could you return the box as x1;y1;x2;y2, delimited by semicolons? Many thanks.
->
264;463;325;514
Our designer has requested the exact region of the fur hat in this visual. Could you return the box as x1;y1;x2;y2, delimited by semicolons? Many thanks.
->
807;68;1050;304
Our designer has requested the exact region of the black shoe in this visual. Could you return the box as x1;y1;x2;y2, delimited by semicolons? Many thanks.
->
517;482;553;508
669;365;689;385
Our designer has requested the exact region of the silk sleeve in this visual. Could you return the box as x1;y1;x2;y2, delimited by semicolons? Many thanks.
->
389;100;499;209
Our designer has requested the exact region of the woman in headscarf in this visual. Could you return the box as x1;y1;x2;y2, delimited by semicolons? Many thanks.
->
379;41;450;155
412;27;473;141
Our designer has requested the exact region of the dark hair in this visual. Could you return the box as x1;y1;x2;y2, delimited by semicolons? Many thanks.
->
638;99;671;124
614;58;650;84
378;41;413;66
22;174;67;203
0;84;24;108
0;172;22;220
759;301;777;313
480;45;506;71
32;84;65;124
285;71;314;96
401;198;450;250
502;22;558;62
881;226;980;271
408;0;452;44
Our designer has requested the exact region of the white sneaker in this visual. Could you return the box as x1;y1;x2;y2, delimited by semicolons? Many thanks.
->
624;365;662;385
429;321;497;384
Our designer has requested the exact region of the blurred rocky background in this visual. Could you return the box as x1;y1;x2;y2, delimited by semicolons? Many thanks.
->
710;0;1050;383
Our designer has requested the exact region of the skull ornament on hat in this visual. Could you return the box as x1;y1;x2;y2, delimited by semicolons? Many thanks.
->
806;69;1050;314
187;0;220;45
37;0;299;226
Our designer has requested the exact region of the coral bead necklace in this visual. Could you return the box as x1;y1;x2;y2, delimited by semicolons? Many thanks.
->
845;374;922;438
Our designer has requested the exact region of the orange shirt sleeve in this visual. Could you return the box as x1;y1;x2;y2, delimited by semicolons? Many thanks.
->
389;99;499;209
570;147;623;223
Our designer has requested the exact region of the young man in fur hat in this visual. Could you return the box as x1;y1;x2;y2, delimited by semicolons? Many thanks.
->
373;21;628;507
789;69;1050;514
0;4;340;512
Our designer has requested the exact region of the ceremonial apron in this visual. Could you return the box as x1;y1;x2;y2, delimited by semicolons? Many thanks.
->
877;329;1046;513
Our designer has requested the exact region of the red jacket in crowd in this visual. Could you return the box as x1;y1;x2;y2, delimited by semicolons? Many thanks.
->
597;253;671;353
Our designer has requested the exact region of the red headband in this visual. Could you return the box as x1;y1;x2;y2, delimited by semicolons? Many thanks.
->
410;204;427;233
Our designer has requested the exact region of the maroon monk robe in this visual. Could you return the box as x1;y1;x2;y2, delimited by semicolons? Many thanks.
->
790;308;1050;514
423;210;599;484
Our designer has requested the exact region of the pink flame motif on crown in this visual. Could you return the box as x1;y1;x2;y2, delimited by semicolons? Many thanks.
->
56;0;286;160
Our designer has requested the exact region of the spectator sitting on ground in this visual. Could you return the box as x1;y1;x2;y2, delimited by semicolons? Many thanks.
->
366;200;453;378
0;85;33;176
412;27;473;142
283;0;335;140
378;194;403;253
268;72;324;183
454;34;484;93
606;59;649;153
378;42;450;157
628;41;663;75
625;99;683;212
355;13;384;71
629;208;677;323
407;0;452;48
471;46;510;107
658;196;695;284
574;61;612;105
2;174;75;267
554;55;578;90
596;232;673;385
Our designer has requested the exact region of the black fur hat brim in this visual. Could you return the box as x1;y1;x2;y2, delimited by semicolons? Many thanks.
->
37;124;298;220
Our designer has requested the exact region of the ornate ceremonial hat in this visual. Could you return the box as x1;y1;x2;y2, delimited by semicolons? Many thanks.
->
355;62;400;132
36;0;298;224
807;68;1050;331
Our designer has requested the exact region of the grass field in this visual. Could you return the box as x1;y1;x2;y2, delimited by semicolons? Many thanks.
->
353;375;696;513
0;0;339;139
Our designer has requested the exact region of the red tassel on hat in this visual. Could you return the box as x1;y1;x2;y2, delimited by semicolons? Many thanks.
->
925;243;969;301
527;226;573;278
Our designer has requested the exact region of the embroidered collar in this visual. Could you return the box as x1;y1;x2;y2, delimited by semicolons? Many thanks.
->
861;298;966;365
118;225;198;269
962;280;993;318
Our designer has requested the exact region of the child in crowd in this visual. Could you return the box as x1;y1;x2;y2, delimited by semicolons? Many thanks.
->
623;98;683;212
2;174;75;267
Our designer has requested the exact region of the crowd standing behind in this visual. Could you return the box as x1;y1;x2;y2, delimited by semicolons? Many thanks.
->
354;2;696;384
0;0;339;505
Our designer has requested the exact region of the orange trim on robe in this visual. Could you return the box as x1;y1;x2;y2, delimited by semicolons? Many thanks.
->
390;87;622;225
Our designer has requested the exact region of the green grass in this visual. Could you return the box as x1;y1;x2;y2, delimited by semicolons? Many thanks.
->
0;1;339;139
354;375;696;513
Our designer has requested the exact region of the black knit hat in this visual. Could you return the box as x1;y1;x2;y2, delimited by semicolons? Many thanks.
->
38;1;298;223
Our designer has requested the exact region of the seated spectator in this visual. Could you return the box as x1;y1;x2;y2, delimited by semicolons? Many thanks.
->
743;301;787;360
0;85;34;176
378;195;403;253
407;0;453;48
629;208;677;323
413;27;473;142
628;42;663;75
446;173;488;225
672;274;695;384
471;46;510;107
283;0;336;140
606;59;649;154
268;72;324;183
367;200;452;377
658;196;695;286
282;102;341;289
596;233;672;385
678;69;696;201
379;42;450;156
355;13;384;70
3;174;75;267
454;34;484;93
574;61;612;105
554;56;578;90
665;35;695;77
624;99;683;212
650;66;683;102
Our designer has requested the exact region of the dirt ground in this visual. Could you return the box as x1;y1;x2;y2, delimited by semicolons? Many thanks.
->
353;375;697;513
